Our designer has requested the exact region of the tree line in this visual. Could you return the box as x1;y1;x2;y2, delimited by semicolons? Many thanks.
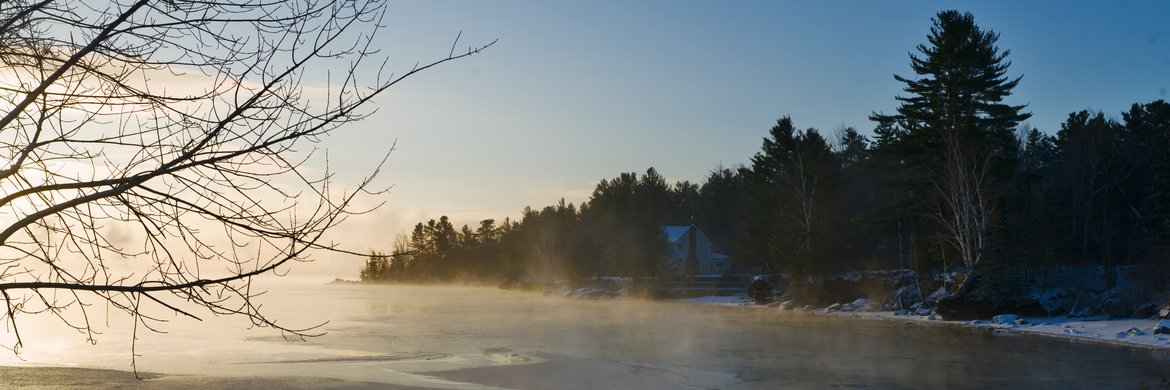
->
361;167;744;283
362;10;1170;292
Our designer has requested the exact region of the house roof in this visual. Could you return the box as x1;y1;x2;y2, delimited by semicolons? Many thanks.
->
660;225;693;243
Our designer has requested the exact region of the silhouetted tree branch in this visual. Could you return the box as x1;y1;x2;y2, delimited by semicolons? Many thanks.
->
0;0;494;369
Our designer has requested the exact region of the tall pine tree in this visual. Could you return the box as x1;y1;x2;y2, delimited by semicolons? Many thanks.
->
870;10;1030;271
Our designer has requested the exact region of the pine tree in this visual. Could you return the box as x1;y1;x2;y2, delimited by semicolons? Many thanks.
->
870;10;1030;271
739;116;846;277
697;167;745;255
1131;101;1170;250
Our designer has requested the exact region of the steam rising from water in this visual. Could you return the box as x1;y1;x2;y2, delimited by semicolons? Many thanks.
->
3;283;1168;388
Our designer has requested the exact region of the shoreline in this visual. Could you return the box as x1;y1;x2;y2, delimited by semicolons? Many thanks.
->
353;281;1170;353
671;294;1170;353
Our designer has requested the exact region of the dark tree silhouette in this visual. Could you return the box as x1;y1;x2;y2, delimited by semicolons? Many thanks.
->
871;10;1029;271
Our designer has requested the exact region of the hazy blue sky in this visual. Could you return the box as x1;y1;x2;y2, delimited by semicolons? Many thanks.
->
311;1;1170;273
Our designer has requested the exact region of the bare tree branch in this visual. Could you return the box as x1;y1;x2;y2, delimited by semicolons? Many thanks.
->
0;0;493;370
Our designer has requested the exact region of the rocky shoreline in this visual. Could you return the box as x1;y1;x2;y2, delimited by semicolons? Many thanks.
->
673;293;1170;352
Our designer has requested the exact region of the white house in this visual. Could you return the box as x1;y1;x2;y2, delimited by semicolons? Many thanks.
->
661;225;730;276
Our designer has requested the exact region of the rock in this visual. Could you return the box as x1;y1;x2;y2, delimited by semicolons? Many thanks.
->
779;300;796;310
851;298;868;307
892;285;921;310
1133;302;1159;318
1154;320;1170;334
895;309;908;316
914;307;931;316
934;272;1046;321
926;286;951;303
747;275;774;305
1126;327;1146;336
840;303;855;312
801;305;815;311
927;314;937;321
992;314;1021;325
1160;306;1170;319
825;303;842;312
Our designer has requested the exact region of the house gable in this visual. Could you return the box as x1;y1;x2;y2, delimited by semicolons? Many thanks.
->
660;224;728;276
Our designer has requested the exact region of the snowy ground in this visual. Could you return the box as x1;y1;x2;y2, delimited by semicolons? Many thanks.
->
671;294;1170;351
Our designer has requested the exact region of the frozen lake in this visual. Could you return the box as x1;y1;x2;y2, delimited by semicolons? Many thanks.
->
5;283;1170;388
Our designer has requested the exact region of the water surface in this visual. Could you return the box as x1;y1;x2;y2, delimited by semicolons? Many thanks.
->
5;284;1169;388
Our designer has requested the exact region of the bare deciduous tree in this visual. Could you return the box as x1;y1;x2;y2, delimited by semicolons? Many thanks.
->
0;0;493;366
930;128;998;270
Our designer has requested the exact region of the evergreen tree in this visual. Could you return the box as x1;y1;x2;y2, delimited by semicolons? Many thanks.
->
696;167;745;255
740;116;849;277
870;10;1030;271
835;127;870;169
359;252;390;282
1127;101;1170;248
582;168;670;278
1051;111;1126;262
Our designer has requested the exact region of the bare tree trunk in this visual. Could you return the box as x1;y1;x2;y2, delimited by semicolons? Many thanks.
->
931;129;998;270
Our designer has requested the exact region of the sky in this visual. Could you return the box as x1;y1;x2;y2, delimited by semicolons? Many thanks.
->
307;1;1170;278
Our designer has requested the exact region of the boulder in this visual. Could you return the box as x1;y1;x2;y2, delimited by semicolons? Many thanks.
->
1160;306;1170;319
839;303;856;312
992;314;1021;325
1126;327;1146;336
825;303;842;312
934;272;1045;321
851;298;868;307
747;275;774;305
895;309;909;316
892;285;921;310
925;286;951;304
914;307;931;316
779;300;796;310
1154;320;1170;335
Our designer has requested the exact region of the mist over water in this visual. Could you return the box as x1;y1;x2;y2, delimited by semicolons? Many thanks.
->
5;283;1170;388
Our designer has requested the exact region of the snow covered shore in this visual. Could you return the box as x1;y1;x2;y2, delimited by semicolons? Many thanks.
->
672;294;1170;351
